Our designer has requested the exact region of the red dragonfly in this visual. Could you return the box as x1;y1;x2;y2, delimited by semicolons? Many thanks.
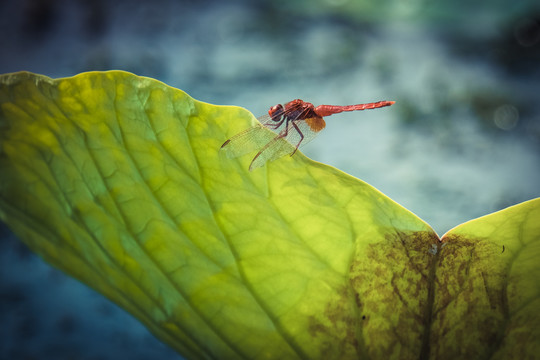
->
221;99;395;171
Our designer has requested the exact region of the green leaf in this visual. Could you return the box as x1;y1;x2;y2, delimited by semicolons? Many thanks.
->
436;198;540;359
1;71;538;359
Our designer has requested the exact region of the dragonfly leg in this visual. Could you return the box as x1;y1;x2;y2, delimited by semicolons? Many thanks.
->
265;116;285;129
279;118;291;137
249;122;289;171
290;121;304;156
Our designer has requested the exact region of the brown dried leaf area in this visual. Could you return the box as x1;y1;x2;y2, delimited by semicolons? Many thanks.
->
329;228;540;360
432;233;539;360
306;285;366;359
302;230;442;359
347;230;439;359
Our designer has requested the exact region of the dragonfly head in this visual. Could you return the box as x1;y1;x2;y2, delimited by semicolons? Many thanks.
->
268;103;284;121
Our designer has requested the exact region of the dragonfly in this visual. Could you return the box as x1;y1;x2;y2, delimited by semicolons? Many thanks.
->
221;99;395;171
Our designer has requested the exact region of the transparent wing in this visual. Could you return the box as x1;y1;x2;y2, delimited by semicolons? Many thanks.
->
248;135;295;171
221;105;324;170
220;112;289;159
278;118;321;150
220;122;279;159
248;119;321;171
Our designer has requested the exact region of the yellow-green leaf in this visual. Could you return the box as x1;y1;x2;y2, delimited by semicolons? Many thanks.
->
1;71;538;359
436;198;540;359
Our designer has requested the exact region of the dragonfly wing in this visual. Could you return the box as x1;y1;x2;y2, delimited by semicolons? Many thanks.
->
280;119;321;150
222;112;323;170
249;135;295;171
221;123;278;159
248;119;321;171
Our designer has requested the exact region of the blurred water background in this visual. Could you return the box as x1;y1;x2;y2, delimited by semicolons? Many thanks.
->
1;0;539;359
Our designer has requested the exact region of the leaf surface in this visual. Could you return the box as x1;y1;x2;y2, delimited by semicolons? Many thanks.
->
436;199;540;359
0;71;538;359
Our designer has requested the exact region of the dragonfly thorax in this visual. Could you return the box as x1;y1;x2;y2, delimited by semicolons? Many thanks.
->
270;99;318;122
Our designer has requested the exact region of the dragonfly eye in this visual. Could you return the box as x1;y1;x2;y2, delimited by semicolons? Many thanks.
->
268;104;284;121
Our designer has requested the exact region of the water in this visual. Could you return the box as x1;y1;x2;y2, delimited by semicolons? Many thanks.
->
1;0;539;359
